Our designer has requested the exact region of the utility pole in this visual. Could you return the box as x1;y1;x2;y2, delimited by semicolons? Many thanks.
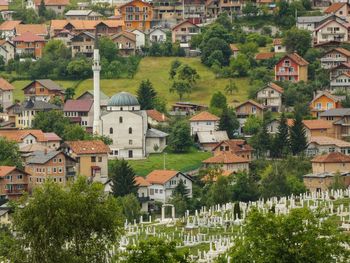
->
163;152;167;170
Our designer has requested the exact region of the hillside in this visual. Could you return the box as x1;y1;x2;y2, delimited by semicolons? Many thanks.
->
12;57;250;107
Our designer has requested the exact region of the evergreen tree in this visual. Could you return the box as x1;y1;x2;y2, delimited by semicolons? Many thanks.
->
109;159;138;197
172;180;189;199
290;113;307;155
272;113;290;158
210;91;227;110
219;107;239;139
38;0;46;17
168;120;193;152
137;79;157;110
253;122;271;157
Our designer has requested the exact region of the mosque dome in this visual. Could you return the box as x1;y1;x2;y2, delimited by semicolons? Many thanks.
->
107;92;139;107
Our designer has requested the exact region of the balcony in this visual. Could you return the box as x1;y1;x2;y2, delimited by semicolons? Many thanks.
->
320;57;347;62
66;171;76;177
276;71;298;76
138;196;150;202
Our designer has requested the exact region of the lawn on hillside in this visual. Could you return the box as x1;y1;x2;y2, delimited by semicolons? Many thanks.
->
128;148;211;177
74;57;250;107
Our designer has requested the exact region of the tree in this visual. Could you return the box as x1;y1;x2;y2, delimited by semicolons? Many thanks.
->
283;27;312;56
172;180;189;199
10;177;123;263
117;194;141;222
38;0;46;17
206;176;232;206
329;171;347;190
219;107;239;139
62;125;90;141
43;39;71;60
124;238;189;263
168;120;193;153
169;60;182;79
228;208;350;262
67;58;92;79
215;12;232;31
243;115;262;135
272;113;290;158
251;122;271;157
109;159;138;197
64;87;75;101
225;79;238;95
98;37;118;62
260;164;290;198
175;64;199;85
232;173;259;202
201;37;231;67
210;91;227;110
242;1;259;16
170;80;192;100
0;138;22;168
290;113;307;155
230;53;251;77
137;79;157;110
32;110;70;138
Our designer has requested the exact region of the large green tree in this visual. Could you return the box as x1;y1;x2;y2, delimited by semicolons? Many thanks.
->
290;113;307;155
272;113;290;158
32;110;70;138
219;107;239;139
168;120;193;152
283;27;312;56
98;36;118;62
228;208;350;262
137;79;157;110
117;194;141;222
0;138;22;168
109;159;138;197
170;80;192;100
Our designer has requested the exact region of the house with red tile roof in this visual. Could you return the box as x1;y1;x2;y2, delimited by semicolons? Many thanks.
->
0;166;30;200
0;20;22;39
63;100;94;132
0;39;15;63
273;38;285;53
324;3;350;20
255;52;275;61
171;20;200;47
212;139;254;160
330;62;350;79
309;91;343;118
15;24;48;37
306;136;350;156
111;31;137;56
235;100;264;135
27;0;69;15
0;78;14;110
146;109;169;126
202;152;250;173
145;170;193;203
60;140;110;182
256;82;284;112
135;176;151;211
23;79;64;102
314;18;349;44
275;53;309;82
303;152;350;192
320;48;350;69
286;118;336;140
189;111;219;136
13;31;46;58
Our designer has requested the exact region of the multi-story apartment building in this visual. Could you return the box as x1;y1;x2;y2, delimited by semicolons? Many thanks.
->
320;48;350;69
117;0;153;31
70;31;95;57
314;19;348;45
63;99;94;132
0;166;29;200
13;32;46;58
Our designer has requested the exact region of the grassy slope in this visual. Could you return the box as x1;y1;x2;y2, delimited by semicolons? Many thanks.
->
128;148;211;177
74;57;250;107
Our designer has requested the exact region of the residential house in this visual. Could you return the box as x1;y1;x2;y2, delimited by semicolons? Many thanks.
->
70;31;95;57
235;100;264;135
195;130;228;151
145;128;168;153
303;152;350;192
0;20;22;39
212;139;254;160
152;0;183;23
0;40;15;63
274;53;309;82
309;91;343;118
330;62;350;79
183;0;206;24
15;24;48;38
266;119;281;134
273;38;286;53
60;140;109;182
117;0;153;31
0;0;8;11
49;20;124;37
189;111;219;136
65;10;102;20
255;52;275;61
146;109;169;126
131;28;145;49
52;29;74;46
10;100;59;128
330;71;350;93
26;0;69;15
63;100;94;132
202;152;250;173
256;82;284;112
145;170;193;203
76;90;109;110
320;108;350;139
171;20;200;47
212;0;244;16
0;129;61;149
0;166;29;200
230;44;239;58
23;79;64;102
171;101;207;115
148;28;167;43
296;14;333;31
0;78;13;110
301;119;335;140
320;48;350;69
25;150;76;190
111;31;136;56
324;3;350;21
12;32;46;58
314;19;348;45
306;136;350;156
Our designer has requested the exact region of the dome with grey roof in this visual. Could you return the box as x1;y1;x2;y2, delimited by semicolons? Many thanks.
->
107;92;139;107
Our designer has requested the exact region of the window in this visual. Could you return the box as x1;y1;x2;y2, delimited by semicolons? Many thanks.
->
91;156;96;162
155;189;158;193
58;167;63;173
110;127;113;134
114;150;118;155
119;117;123;123
159;189;163;194
129;127;132;134
53;168;57;173
129;140;133;145
17;175;23;180
316;103;322;110
128;150;133;158
327;102;333;109
98;157;102;162
58;158;62;163
150;189;154;195
53;158;57;163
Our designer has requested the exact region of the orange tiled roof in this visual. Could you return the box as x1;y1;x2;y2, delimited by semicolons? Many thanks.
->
189;111;219;121
235;99;265;110
0;20;21;31
146;170;179;184
16;24;48;36
273;38;283;45
287;119;333;129
13;31;45;42
0;129;48;142
213;139;254;153
278;52;309;66
312;152;350;163
135;176;151;187
112;30;136;41
203;152;249;164
146;109;169;122
329;47;350;57
325;2;347;13
255;52;275;60
0;77;14;91
268;82;284;93
0;166;16;177
50;20;124;31
64;140;110;155
230;44;239;51
309;136;350;147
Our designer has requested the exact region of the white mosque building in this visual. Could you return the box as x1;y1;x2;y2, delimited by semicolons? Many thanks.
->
92;42;168;159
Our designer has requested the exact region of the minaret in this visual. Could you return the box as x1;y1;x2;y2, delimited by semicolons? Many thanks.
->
92;34;102;135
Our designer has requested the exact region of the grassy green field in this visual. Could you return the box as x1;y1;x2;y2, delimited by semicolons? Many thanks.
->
11;57;250;107
128;148;211;177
